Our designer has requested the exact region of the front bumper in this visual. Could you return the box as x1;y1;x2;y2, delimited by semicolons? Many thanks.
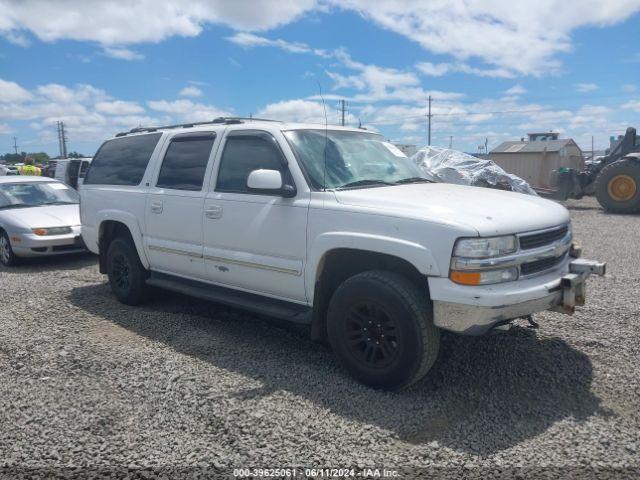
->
10;227;86;258
430;257;606;335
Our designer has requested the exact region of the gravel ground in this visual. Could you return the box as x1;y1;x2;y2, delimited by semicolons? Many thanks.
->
1;196;639;479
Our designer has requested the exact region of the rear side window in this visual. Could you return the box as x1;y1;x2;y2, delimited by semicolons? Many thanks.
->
216;135;284;193
156;133;216;191
84;133;162;186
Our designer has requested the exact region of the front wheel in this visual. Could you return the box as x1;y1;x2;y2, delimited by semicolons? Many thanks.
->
0;230;19;267
595;159;640;214
327;270;440;390
106;237;149;305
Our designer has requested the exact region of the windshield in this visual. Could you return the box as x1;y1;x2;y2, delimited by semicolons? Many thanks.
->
0;182;79;209
284;129;426;189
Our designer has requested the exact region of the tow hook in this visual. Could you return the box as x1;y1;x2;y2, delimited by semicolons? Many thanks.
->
553;258;606;315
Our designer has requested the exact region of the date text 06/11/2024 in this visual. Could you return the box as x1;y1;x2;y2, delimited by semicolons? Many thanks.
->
233;468;400;478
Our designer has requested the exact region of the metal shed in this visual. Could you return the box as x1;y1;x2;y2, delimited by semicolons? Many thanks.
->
489;138;583;189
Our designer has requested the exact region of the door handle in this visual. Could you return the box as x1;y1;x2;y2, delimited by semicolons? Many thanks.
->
150;201;163;214
205;205;223;219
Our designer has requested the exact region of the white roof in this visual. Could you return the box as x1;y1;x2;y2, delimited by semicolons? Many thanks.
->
116;120;377;139
0;176;62;184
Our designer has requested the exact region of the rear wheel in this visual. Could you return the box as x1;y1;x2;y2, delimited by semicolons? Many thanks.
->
0;230;19;267
595;159;640;214
327;270;440;390
106;237;149;305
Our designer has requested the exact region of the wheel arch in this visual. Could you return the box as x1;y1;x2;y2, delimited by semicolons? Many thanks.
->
309;245;434;342
97;213;148;273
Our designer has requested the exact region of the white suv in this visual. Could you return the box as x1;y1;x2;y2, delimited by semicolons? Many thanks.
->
80;117;605;390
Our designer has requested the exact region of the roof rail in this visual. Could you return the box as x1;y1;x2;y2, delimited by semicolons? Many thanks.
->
114;117;282;137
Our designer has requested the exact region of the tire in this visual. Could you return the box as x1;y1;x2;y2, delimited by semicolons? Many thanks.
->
0;230;20;267
595;159;640;214
326;270;440;390
106;237;149;305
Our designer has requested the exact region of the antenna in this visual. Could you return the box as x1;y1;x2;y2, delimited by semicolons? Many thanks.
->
317;81;328;191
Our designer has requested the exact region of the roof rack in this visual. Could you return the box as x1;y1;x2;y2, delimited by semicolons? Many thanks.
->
115;117;282;137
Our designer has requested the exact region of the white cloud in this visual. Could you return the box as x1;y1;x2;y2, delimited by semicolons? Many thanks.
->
0;123;13;134
504;85;527;96
256;99;332;124
622;99;640;112
575;82;598;93
0;78;231;148
95;100;145;115
179;86;204;98
227;32;327;56
328;0;640;76
622;84;637;93
0;0;317;45
0;78;33;103
416;61;515;78
147;99;232;121
415;62;451;77
2;1;639;77
103;46;144;61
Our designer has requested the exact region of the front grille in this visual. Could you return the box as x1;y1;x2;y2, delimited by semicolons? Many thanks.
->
519;225;568;250
521;252;567;276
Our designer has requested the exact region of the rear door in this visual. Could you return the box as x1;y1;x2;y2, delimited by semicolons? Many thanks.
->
144;131;219;280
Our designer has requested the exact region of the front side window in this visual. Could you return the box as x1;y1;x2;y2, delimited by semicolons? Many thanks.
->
216;135;285;193
0;182;79;209
156;134;216;191
84;133;162;186
284;130;425;189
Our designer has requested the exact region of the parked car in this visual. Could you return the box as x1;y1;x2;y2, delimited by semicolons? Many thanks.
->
80;118;605;390
48;157;93;189
0;176;85;266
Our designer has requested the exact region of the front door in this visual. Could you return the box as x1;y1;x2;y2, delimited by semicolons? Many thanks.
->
144;131;218;279
203;131;309;303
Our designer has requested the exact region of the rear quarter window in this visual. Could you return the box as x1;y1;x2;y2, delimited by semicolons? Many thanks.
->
84;133;162;186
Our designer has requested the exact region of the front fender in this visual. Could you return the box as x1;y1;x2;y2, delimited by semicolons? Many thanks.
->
96;210;150;269
306;231;441;302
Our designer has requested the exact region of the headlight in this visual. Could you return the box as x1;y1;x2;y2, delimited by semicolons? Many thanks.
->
453;235;517;258
32;226;72;236
450;234;519;285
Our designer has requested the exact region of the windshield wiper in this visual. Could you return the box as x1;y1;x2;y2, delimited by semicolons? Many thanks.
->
394;177;432;185
41;201;77;205
337;179;395;189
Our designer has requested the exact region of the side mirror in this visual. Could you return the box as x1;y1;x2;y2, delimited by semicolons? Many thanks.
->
247;169;296;197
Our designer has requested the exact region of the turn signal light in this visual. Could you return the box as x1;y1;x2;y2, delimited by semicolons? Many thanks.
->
450;271;482;285
32;228;48;236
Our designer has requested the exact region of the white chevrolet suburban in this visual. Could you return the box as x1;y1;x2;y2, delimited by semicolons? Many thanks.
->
80;117;605;390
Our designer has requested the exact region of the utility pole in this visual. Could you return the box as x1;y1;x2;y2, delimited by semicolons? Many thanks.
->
591;135;594;160
449;135;453;149
427;95;432;146
485;137;488;156
340;99;347;126
57;121;68;158
12;137;18;155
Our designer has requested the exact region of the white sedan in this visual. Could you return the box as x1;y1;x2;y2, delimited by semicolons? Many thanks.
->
0;176;85;266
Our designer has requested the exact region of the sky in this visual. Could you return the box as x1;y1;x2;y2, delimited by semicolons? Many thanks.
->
0;0;639;157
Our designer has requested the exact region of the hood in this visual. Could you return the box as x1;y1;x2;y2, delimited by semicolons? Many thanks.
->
334;183;570;236
1;204;80;229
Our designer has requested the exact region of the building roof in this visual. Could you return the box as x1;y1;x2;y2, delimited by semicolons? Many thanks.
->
490;139;580;154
